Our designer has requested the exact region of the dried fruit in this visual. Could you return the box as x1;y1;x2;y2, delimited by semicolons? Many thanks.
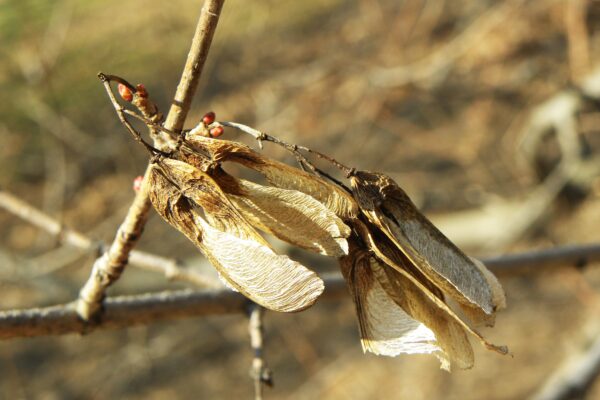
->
147;159;325;312
117;83;133;102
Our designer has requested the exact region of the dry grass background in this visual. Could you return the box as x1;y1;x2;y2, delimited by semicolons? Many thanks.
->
2;0;600;398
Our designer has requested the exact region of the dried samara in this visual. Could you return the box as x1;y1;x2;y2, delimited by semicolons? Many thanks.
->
143;126;506;370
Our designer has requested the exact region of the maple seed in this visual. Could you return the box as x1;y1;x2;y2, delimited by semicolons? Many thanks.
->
136;84;148;98
202;111;216;125
210;126;224;138
118;84;133;102
132;175;144;192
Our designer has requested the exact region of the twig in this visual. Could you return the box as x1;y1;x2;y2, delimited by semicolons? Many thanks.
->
248;304;273;400
0;274;347;340
76;169;158;320
0;189;220;288
76;0;225;321
2;241;600;340
219;121;353;190
163;0;225;134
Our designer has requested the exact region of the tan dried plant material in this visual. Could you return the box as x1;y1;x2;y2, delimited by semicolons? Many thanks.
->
183;133;359;219
351;218;508;361
341;238;475;370
349;170;504;327
148;159;324;312
222;177;350;257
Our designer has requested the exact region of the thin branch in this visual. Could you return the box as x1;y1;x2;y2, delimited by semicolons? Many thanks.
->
0;274;347;340
2;242;600;339
248;305;273;400
0;189;221;288
76;0;225;321
164;0;225;134
483;243;600;276
219;121;354;190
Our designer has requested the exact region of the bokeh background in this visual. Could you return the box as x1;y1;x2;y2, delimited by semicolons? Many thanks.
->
2;0;600;398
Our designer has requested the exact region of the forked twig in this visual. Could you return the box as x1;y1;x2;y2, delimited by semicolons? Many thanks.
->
76;0;225;321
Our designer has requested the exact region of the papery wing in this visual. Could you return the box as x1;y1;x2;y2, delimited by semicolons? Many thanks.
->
352;219;508;355
350;171;496;321
340;246;440;358
184;134;358;219
218;176;350;256
371;255;474;370
196;217;324;312
149;160;324;312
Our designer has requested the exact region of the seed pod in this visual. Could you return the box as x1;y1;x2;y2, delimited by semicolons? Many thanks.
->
118;83;133;102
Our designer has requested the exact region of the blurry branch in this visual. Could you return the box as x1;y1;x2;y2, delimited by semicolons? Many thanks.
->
530;319;600;400
432;158;598;251
369;0;524;87
76;0;225;321
248;305;273;400
2;244;600;339
435;68;600;251
519;67;600;168
566;0;591;84
0;189;222;288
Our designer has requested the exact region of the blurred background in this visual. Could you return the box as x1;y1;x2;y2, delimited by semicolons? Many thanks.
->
2;0;600;398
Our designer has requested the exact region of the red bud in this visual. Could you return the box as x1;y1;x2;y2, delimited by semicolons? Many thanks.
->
132;175;144;192
118;83;133;102
202;111;216;125
210;126;224;138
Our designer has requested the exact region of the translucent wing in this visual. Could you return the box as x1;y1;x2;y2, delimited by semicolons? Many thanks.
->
340;244;440;358
148;161;324;312
371;255;475;370
350;170;497;325
210;169;350;256
183;134;358;219
352;219;507;355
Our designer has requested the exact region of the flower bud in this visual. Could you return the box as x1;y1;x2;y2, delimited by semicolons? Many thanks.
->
209;126;224;138
118;83;133;102
202;111;216;125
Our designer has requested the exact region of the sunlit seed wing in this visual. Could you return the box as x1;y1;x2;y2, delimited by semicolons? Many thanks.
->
352;219;508;355
466;257;506;326
339;245;441;359
183;134;358;219
218;177;350;256
370;254;474;370
195;217;324;312
148;161;324;312
350;171;496;320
